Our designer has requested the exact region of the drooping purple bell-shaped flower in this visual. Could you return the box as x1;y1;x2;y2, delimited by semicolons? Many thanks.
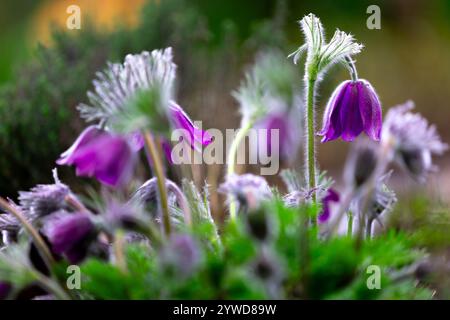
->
169;101;213;152
57;126;135;187
42;212;96;264
318;188;339;224
319;79;382;143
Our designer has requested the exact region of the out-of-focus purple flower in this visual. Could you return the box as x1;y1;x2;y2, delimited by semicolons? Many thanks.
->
253;111;300;163
18;183;70;220
382;101;448;182
319;80;382;143
57;126;103;162
57;127;135;187
169;101;213;152
42;212;96;264
128;131;145;151
160;234;201;277
161;138;174;164
0;282;12;300
220;174;272;212
318;188;339;224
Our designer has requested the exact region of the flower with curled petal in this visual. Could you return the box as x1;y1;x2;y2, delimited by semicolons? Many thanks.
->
382;101;448;182
57;127;136;187
169;101;213;153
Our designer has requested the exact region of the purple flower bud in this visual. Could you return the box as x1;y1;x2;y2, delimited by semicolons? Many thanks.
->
0;282;12;300
319;80;382;143
169;101;213;152
318;188;340;224
42;212;96;264
57;126;136;187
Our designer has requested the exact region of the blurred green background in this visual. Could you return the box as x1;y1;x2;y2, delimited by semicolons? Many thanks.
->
0;0;449;202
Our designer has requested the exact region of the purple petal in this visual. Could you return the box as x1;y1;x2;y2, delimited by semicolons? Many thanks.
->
161;138;174;164
319;81;350;142
43;212;95;264
340;82;364;142
318;188;340;224
57;126;103;165
128;131;145;151
169;101;213;151
60;131;135;187
359;79;382;141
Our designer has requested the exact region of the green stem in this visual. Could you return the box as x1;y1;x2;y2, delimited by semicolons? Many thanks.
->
227;120;254;220
35;272;71;300
365;217;373;239
347;211;353;237
143;131;171;237
305;76;317;224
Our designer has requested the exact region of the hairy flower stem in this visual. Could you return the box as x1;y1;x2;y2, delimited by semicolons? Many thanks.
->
0;197;55;269
305;74;318;224
345;56;358;82
227;120;254;220
143;131;171;237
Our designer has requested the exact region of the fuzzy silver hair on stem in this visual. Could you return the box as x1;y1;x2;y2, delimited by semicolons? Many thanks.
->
289;14;363;219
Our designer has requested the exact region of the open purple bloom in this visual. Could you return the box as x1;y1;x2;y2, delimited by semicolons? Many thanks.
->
319;79;382;143
169;101;213;152
42;212;96;264
318;188;339;224
57;126;135;187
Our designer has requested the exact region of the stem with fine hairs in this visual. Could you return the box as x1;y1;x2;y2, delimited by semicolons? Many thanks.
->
143;130;171;236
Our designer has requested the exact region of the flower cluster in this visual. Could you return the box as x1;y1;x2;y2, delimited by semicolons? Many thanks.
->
0;13;447;301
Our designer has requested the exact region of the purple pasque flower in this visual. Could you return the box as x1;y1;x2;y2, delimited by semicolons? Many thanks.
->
319;79;382;143
253;111;301;163
318;188;339;224
169;101;213;153
57;126;136;187
42;212;96;264
382;101;448;182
